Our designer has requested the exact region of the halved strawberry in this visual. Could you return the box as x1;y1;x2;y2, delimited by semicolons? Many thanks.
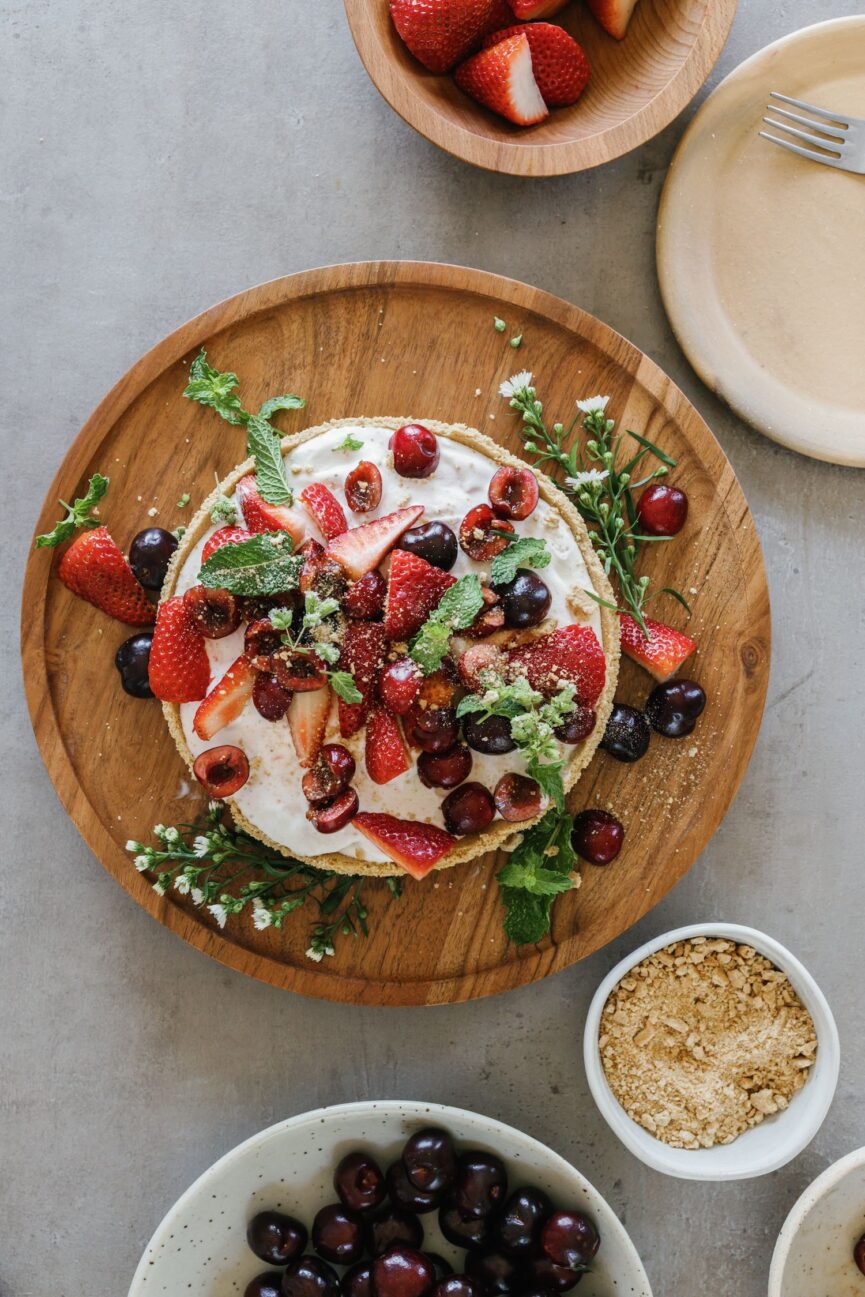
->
365;707;411;785
383;549;457;641
148;595;211;702
235;474;307;546
454;32;549;126
288;685;332;767
619;613;696;681
507;0;568;16
506;624;606;705
482;23;590;106
193;655;257;741
585;0;639;39
57;526;154;626
353;812;457;881
389;0;513;73
299;482;348;541
325;505;424;581
201;525;253;563
338;621;387;738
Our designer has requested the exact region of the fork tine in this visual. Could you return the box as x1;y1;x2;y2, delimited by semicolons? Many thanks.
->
767;104;847;141
769;91;849;127
759;131;847;170
763;116;844;155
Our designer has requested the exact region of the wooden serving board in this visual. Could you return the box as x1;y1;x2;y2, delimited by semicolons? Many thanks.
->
22;262;770;1006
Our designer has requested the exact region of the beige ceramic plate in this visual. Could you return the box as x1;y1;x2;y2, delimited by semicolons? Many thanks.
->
657;18;865;468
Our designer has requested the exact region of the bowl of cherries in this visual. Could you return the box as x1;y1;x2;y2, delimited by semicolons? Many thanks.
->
129;1101;652;1297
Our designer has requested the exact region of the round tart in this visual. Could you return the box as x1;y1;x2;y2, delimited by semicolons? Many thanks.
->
161;418;619;877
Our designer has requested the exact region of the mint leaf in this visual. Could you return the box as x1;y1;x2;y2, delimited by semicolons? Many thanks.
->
490;535;551;586
198;532;301;596
329;671;362;704
525;754;566;809
35;473;109;549
246;415;293;507
501;890;553;945
497;808;576;944
183;350;246;426
497;858;573;897
332;433;364;453
210;494;238;525
259;394;306;420
409;575;485;674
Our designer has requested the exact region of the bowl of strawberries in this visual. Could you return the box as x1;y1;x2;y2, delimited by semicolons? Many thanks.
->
344;0;738;176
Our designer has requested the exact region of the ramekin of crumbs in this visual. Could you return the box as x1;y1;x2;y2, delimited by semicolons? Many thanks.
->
583;923;840;1181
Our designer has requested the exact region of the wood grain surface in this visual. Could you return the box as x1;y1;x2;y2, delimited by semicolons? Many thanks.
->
344;0;738;176
22;261;770;1005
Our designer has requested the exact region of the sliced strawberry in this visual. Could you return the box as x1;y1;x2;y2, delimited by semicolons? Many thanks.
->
506;624;606;706
202;525;253;563
325;505;424;582
57;526;154;626
365;707;411;785
148;595;211;702
353;812;456;881
288;685;332;767
299;482;348;541
389;0;513;73
193;655;257;741
482;23;590;106
338;621;387;738
235;474;307;546
619;613;696;682
585;0;639;39
383;549;457;642
506;0;568;17
454;33;548;127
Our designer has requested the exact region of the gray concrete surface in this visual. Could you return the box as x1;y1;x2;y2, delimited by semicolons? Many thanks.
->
2;2;863;1293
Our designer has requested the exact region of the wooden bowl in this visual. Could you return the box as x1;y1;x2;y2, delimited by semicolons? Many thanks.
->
344;0;738;176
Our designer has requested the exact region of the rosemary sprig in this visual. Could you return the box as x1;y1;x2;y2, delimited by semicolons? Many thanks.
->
499;376;688;634
126;802;401;961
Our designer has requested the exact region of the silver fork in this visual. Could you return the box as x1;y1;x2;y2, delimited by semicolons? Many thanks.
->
759;91;865;174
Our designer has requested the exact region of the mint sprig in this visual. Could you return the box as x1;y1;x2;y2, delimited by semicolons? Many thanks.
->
409;576;485;674
332;433;364;453
246;414;293;507
497;809;577;945
271;593;362;703
35;473;109;549
198;532;301;596
489;535;551;586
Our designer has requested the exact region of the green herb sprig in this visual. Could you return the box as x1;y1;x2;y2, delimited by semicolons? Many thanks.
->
126;803;401;959
271;593;362;704
35;473;109;548
496;809;578;945
198;531;302;597
500;377;688;633
409;576;485;674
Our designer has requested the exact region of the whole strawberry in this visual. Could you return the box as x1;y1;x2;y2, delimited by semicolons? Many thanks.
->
390;0;513;73
58;526;154;626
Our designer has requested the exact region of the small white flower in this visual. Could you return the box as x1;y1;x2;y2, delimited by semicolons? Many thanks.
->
133;855;149;873
174;874;191;895
125;839;140;853
191;887;204;907
575;395;610;415
208;903;228;929
193;835;211;858
499;371;534;399
565;468;609;490
152;880;166;897
306;945;324;963
163;827;180;845
208;800;222;815
153;823;166;837
252;901;272;931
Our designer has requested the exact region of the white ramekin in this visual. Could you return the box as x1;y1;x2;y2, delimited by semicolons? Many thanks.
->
769;1145;865;1296
583;923;840;1181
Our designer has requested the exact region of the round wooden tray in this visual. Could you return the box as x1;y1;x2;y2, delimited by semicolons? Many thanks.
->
22;261;770;1006
344;0;738;176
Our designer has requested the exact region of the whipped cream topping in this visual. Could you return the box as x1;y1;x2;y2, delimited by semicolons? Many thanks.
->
175;424;603;862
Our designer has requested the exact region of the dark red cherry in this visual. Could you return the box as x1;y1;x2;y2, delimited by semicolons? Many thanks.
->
390;424;440;478
636;482;688;537
311;1204;365;1266
493;773;543;822
459;506;514;561
245;618;285;669
599;704;650;763
463;714;515;756
430;1279;482;1297
540;1212;599;1271
493;571;551;629
183;584;240;638
495;1186;553;1256
115;632;154;698
571;809;623;865
407;707;460;754
418;744;473;790
426;1256;453;1283
253;673;293;721
454;1151;507;1219
438;1203;494;1251
465;1250;520;1296
193;745;249;798
645;679;706;738
307;788;359;834
522;1258;582;1293
488;466;539;521
442;783;496;836
344;570;387;620
282;1256;340;1297
341;1263;374;1297
397;521;459;571
334;1151;386;1213
246;1211;308;1265
373;1247;436;1297
246;1274;283;1297
386;1160;442;1214
380;658;423;715
854;1233;865;1276
402;1127;458;1194
129;527;178;589
367;1207;424;1257
345;461;383;513
553;707;596;744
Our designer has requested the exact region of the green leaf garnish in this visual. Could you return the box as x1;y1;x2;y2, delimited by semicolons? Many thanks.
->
497;809;577;945
329;671;363;704
409;575;485;674
332;433;365;453
210;494;238;525
35;473;109;549
259;394;306;420
197;531;301;597
489;535;551;586
183;350;246;425
246;414;293;507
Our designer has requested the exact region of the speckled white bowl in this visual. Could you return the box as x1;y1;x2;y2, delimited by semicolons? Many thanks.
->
128;1100;652;1297
769;1147;865;1297
583;924;840;1181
